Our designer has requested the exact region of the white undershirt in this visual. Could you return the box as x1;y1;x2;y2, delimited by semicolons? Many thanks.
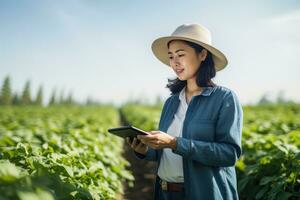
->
158;86;198;182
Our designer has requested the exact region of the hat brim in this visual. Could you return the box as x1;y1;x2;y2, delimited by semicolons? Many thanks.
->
151;36;228;71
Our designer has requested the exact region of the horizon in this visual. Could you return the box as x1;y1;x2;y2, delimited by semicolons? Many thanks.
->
1;1;299;106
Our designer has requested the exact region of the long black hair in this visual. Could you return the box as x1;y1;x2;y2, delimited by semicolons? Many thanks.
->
166;40;216;95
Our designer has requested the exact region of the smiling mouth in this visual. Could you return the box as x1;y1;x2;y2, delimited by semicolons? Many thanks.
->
175;68;184;75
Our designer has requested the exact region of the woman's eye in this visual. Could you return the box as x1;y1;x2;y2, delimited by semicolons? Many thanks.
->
169;55;184;60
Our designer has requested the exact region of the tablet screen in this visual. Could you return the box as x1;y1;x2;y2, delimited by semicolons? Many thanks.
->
107;126;148;139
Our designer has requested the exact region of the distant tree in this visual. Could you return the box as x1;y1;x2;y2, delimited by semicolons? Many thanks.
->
59;89;65;105
66;92;74;105
86;96;93;105
0;76;12;105
276;90;286;104
12;93;20;105
21;80;31;105
35;85;43;106
258;93;272;105
86;96;101;106
49;89;57;106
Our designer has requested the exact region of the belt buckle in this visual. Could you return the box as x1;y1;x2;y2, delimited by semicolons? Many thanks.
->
161;180;168;191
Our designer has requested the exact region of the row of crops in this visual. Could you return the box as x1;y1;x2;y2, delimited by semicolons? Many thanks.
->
121;103;300;200
0;103;299;200
0;106;134;200
237;104;300;200
120;103;162;131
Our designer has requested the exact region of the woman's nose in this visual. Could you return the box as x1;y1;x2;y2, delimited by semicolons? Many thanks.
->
170;56;180;67
171;60;179;68
173;57;180;65
174;56;179;62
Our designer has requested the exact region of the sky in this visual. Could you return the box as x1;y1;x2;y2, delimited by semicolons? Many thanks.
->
0;0;299;106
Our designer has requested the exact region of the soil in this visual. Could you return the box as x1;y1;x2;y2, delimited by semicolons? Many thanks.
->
121;144;157;200
117;109;158;200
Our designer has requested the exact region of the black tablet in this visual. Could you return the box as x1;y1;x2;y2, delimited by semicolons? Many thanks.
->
107;125;149;139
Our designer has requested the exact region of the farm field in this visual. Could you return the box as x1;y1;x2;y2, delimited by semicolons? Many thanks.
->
0;106;134;200
0;103;299;200
121;103;300;200
1;1;299;200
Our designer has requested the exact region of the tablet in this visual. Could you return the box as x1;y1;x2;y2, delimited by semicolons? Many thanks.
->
107;125;149;139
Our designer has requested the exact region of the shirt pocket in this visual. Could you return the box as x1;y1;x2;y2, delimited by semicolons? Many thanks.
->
188;119;216;142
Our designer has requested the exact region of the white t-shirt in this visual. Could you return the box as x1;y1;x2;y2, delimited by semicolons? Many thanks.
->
157;86;201;182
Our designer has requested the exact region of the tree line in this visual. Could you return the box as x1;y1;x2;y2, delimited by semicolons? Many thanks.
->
0;75;75;106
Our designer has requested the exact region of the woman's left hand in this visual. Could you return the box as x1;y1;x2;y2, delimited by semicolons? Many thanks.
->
137;131;177;150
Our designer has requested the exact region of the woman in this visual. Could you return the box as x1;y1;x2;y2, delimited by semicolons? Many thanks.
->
126;23;243;200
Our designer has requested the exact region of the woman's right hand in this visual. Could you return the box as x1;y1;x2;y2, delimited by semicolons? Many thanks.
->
126;137;148;155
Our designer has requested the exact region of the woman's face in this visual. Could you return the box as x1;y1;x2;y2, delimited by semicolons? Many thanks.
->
168;40;207;81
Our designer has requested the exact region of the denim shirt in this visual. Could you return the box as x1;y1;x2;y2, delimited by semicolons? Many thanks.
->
135;85;243;200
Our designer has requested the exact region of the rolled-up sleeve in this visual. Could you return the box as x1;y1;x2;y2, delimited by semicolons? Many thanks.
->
172;91;243;167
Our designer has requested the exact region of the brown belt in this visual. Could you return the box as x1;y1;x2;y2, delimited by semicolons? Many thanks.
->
159;179;184;192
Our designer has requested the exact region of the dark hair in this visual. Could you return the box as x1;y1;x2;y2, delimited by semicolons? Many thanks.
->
166;40;216;95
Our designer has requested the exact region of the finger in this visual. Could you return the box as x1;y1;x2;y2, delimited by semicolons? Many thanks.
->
138;138;145;144
126;137;132;145
139;134;156;140
137;135;148;140
149;131;160;135
147;141;159;145
135;138;143;147
136;141;146;148
132;137;138;148
142;136;157;142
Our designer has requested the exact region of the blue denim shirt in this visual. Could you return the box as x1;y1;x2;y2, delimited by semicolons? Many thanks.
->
135;85;243;200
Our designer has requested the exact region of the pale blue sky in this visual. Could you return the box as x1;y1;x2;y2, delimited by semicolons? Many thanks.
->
0;0;299;106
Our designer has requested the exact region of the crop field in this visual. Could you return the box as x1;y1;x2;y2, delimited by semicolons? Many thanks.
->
0;106;133;200
0;103;299;200
121;103;300;200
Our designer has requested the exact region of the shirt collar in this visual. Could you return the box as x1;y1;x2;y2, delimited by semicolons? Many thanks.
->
200;86;216;96
176;85;217;101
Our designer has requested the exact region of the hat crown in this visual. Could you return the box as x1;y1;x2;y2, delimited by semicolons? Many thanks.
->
171;23;212;45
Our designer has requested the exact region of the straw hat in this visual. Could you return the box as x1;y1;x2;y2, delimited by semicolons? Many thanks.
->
151;23;228;71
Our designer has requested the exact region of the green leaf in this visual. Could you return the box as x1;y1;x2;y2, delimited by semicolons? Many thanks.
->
17;189;54;200
276;192;293;200
63;165;74;177
259;176;277;186
0;160;21;182
255;186;269;199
